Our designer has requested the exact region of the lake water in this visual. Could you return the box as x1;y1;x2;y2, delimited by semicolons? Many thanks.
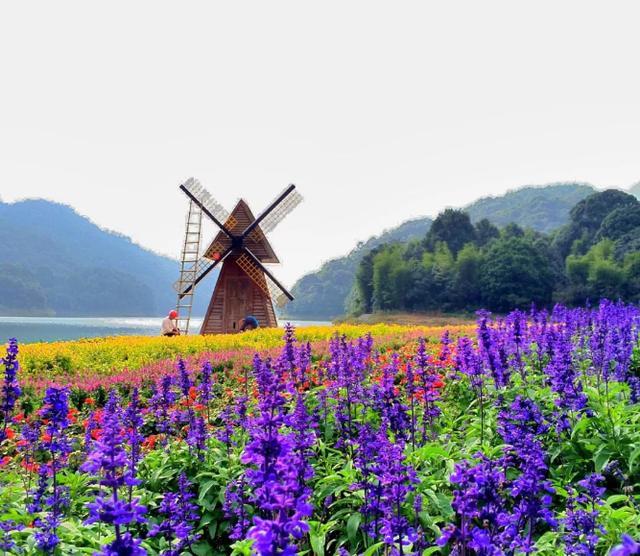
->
0;317;332;344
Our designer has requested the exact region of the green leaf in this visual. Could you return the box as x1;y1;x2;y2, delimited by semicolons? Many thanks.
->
347;512;362;543
362;542;385;556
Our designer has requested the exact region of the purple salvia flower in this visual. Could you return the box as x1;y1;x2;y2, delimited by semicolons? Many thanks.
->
82;391;147;554
611;535;640;556
562;474;606;555
149;472;200;555
0;338;21;442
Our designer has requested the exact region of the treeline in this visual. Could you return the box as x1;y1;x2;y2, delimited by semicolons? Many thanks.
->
350;189;640;314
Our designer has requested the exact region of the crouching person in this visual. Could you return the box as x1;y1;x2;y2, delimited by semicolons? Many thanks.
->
161;310;181;337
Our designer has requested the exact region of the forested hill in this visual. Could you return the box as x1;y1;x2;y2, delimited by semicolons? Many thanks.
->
630;182;640;200
465;183;596;233
0;199;215;316
285;182;597;319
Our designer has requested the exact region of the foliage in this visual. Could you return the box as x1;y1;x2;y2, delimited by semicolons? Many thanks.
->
288;219;433;319
354;223;557;314
424;210;477;256
479;234;555;312
553;190;639;258
354;189;640;315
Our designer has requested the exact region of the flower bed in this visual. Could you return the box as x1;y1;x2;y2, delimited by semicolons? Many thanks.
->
0;303;639;554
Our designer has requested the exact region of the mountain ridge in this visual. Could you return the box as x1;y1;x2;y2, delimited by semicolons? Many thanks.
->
0;199;217;317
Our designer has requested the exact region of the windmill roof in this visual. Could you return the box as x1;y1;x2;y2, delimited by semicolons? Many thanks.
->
204;199;279;263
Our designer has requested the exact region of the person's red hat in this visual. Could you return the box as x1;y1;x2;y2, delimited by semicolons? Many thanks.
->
169;310;178;319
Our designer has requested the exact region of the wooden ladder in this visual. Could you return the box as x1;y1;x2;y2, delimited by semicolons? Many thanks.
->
175;200;203;335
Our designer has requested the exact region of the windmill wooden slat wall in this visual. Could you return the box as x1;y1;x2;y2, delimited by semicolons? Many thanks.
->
199;202;279;335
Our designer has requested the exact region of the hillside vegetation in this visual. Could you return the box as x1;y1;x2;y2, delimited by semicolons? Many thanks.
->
352;189;640;314
285;182;597;319
0;200;216;316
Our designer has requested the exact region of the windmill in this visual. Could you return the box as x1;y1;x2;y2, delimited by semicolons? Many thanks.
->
173;178;302;335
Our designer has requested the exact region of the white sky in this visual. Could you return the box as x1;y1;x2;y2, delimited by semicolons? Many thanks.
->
1;1;640;284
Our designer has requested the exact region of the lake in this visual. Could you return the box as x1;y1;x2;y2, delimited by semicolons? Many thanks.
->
0;316;333;344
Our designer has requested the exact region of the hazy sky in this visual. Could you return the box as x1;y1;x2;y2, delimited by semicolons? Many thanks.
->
1;1;640;284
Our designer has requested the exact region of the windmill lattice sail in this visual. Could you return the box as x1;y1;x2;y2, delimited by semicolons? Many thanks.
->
182;178;231;226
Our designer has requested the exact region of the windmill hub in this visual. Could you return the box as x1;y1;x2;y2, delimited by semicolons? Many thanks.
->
173;179;303;335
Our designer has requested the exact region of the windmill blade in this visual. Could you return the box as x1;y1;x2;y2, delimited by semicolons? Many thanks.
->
235;251;293;308
174;246;232;298
243;184;302;239
180;178;234;237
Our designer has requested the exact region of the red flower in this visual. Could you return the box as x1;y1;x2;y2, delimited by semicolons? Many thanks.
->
0;456;12;467
143;435;158;450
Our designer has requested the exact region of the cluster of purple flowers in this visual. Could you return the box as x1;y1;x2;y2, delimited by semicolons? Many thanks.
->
227;352;314;554
149;473;200;555
31;387;73;553
440;397;556;554
0;338;21;442
354;424;419;554
562;474;606;555
82;391;147;555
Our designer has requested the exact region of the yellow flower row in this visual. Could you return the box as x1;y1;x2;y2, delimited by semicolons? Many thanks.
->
17;324;475;379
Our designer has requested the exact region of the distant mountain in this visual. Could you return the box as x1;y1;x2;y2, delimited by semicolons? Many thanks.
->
630;182;640;200
284;182;597;319
0;199;216;317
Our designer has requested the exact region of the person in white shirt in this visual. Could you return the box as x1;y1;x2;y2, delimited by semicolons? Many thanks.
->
161;310;180;336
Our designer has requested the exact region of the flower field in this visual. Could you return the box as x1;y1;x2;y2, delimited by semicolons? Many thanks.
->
1;303;640;555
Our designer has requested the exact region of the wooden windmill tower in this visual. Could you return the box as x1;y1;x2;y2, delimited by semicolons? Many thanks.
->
173;178;302;335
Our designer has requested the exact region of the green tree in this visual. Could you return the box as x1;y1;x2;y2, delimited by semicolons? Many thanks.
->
595;204;640;242
424;209;477;256
354;246;384;313
452;243;482;309
475;219;500;247
553;189;639;257
479;236;554;312
372;245;408;311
